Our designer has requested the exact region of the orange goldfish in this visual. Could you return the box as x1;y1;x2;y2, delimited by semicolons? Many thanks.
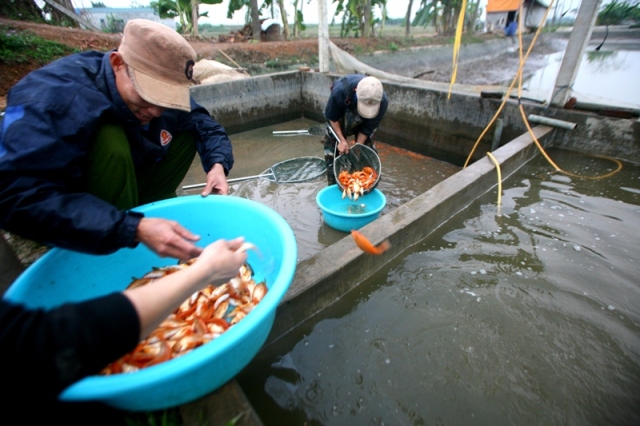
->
351;230;391;255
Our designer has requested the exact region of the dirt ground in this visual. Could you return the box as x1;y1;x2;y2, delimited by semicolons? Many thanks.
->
0;17;422;104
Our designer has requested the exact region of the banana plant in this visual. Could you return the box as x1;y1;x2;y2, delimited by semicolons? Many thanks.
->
413;0;477;34
333;0;387;38
150;0;223;34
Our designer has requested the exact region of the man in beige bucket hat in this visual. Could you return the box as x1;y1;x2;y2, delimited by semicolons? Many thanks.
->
323;74;388;186
1;19;234;261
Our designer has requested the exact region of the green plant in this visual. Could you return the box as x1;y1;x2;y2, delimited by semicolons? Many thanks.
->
124;409;181;426
389;42;399;51
597;1;640;25
0;27;78;65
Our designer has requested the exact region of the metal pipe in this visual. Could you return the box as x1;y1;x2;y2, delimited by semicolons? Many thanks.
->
527;114;577;130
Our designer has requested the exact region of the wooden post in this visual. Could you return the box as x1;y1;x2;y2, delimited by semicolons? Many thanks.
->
318;0;330;72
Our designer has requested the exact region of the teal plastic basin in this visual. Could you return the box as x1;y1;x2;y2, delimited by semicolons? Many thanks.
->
316;185;386;232
3;195;297;411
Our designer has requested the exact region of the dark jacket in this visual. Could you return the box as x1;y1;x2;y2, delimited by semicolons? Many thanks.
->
324;74;389;138
0;51;233;254
0;293;139;422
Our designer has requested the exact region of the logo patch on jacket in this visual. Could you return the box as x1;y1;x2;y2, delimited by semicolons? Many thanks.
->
160;130;172;146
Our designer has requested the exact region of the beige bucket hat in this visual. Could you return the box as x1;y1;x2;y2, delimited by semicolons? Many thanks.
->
118;19;196;112
356;76;384;119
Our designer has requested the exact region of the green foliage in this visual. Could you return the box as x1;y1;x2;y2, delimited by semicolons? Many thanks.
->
150;0;223;33
597;0;640;25
124;409;181;426
227;0;250;21
91;2;107;7
105;14;125;33
0;0;45;21
0;28;78;65
388;42;398;51
295;9;306;32
225;412;244;426
333;0;388;38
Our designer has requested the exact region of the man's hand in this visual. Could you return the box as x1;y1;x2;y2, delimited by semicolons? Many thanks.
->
329;120;350;155
135;217;203;261
200;163;229;197
337;139;350;155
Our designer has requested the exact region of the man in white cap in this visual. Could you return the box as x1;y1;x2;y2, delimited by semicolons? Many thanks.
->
323;74;388;185
0;19;233;261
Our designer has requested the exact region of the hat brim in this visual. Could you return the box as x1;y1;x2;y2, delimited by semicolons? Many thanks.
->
129;67;192;112
357;101;380;119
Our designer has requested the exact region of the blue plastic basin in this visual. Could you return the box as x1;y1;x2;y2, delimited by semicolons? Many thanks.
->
3;195;297;411
316;185;386;232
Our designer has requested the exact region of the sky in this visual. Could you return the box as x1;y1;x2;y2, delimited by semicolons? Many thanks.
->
72;0;430;25
70;0;588;27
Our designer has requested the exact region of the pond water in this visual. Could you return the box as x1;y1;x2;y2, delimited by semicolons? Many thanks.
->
237;148;640;425
180;118;460;262
523;48;640;108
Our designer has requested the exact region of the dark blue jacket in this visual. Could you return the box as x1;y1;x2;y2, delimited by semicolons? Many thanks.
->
0;51;234;254
324;74;389;138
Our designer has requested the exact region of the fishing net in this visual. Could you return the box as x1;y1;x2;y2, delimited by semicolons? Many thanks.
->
334;144;382;194
267;156;327;183
328;41;502;95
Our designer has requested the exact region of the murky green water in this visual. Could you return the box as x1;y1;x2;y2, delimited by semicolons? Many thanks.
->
180;118;460;262
238;148;640;425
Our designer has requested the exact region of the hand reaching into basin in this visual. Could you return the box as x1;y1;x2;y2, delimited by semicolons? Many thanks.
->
135;217;204;261
125;237;248;340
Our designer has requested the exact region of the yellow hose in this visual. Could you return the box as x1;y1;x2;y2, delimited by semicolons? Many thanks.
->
448;0;468;100
518;105;623;180
486;152;502;213
463;1;554;169
465;0;622;183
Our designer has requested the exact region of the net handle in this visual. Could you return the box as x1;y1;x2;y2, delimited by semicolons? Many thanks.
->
272;125;325;136
182;170;275;190
182;157;326;190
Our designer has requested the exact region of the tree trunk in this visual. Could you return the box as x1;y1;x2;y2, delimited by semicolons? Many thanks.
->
250;0;261;42
292;0;299;38
432;0;439;33
277;0;290;40
379;1;386;36
466;0;480;33
364;0;372;37
191;0;199;36
405;0;414;36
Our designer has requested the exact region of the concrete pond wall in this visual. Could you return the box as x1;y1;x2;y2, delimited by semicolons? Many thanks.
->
192;71;640;166
183;71;640;424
